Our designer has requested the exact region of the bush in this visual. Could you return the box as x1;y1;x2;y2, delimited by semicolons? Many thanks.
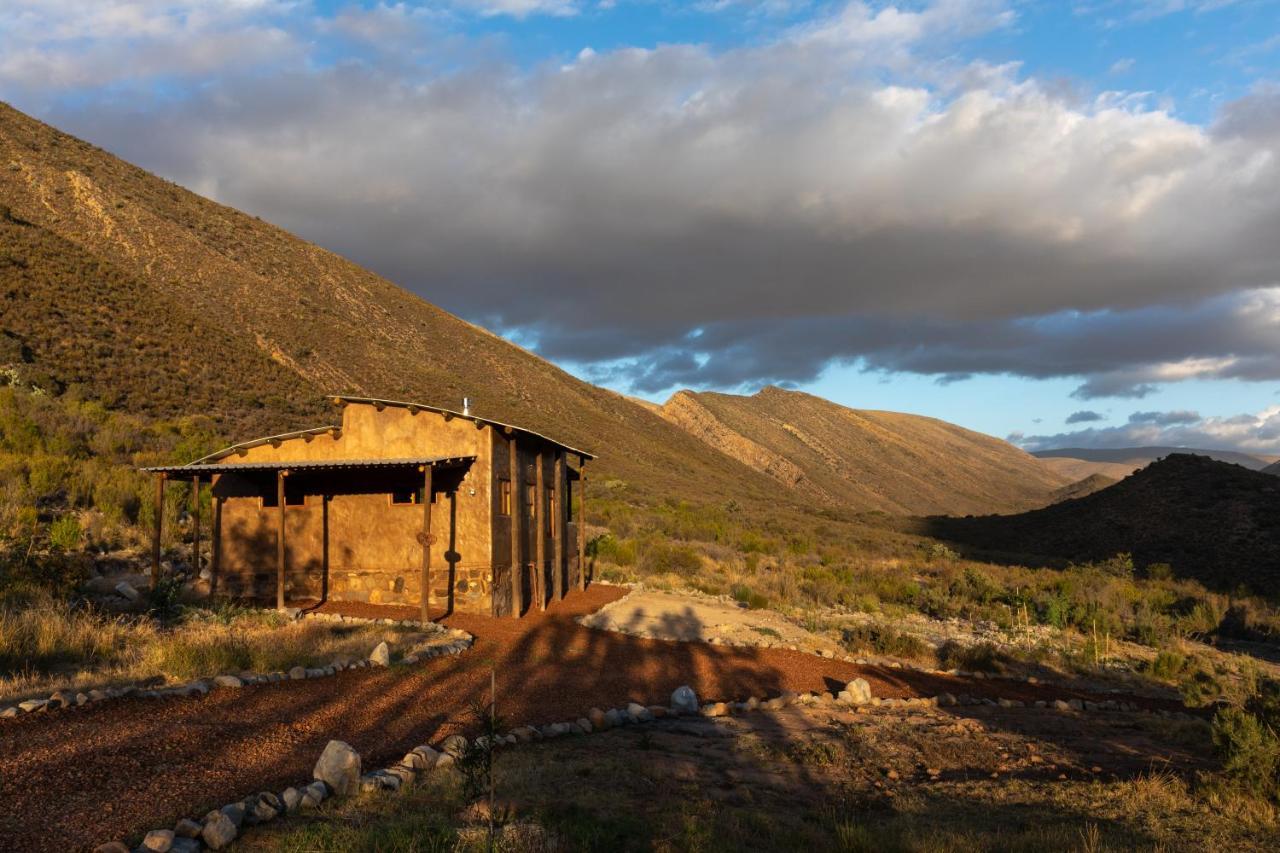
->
1147;649;1189;681
935;640;1005;673
588;533;636;567
638;541;702;578
840;623;929;660
731;584;769;610
48;515;81;551
1213;704;1280;800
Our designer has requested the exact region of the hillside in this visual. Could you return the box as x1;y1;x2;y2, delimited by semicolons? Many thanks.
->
915;454;1280;592
1265;461;1280;476
1049;473;1118;503
0;102;1074;518
659;388;1067;515
1033;446;1274;480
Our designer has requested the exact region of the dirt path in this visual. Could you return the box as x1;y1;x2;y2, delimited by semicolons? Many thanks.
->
0;586;1189;852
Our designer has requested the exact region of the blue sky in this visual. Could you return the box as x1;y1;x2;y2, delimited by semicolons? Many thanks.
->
2;1;1279;451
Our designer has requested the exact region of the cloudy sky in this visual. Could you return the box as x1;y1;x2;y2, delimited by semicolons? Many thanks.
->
3;1;1280;453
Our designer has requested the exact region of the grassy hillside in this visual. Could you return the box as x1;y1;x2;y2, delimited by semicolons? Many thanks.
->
914;454;1280;594
660;387;1067;515
1049;473;1118;503
0;101;1062;518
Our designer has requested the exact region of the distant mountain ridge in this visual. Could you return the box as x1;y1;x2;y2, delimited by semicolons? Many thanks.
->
1033;446;1274;471
917;454;1280;593
0;101;1063;518
660;387;1068;516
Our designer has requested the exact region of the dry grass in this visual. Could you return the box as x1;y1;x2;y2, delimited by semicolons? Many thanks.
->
0;591;408;703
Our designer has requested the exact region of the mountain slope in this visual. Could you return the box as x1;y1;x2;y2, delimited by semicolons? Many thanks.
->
917;454;1280;592
1033;446;1273;475
1049;473;1118;503
1265;461;1280;476
659;387;1068;515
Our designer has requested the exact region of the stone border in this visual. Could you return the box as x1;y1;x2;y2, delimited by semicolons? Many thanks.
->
105;674;1203;852
2;615;474;721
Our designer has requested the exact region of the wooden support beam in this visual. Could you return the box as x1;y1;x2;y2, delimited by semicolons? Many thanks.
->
420;464;434;624
553;451;564;601
151;473;165;590
276;470;286;611
578;458;587;591
535;451;545;611
509;436;521;618
191;475;201;576
210;494;222;597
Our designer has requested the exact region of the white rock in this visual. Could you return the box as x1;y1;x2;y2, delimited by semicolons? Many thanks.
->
213;675;243;689
114;582;140;602
369;642;391;666
281;787;302;812
670;685;698;715
843;678;873;705
142;829;174;852
288;666;307;680
313;739;362;797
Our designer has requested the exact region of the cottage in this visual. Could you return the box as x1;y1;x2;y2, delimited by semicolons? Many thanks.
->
142;395;594;619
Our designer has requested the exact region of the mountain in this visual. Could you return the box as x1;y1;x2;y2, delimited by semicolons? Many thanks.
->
916;454;1280;592
0;101;1063;517
659;388;1067;516
1033;446;1274;484
1049;473;1118;503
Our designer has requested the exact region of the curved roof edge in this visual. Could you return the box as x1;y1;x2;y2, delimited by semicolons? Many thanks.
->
329;395;595;460
192;425;341;465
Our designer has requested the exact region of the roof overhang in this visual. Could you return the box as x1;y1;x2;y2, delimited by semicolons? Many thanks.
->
142;456;476;476
328;394;596;461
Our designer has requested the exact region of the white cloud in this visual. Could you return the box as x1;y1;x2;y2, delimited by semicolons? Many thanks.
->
1018;405;1280;453
8;0;1280;401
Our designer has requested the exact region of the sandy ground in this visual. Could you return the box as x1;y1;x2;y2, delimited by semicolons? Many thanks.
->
579;587;839;651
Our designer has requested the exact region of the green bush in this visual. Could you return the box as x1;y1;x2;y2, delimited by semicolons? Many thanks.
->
840;623;929;660
638;540;702;578
731;584;769;610
1147;649;1189;681
935;640;1005;673
47;515;80;551
1213;703;1280;800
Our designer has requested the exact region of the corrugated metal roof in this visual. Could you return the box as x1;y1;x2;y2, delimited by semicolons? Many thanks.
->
328;395;596;460
142;456;476;476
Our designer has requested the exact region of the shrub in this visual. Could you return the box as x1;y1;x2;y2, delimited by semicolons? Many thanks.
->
48;515;81;551
840;623;929;660
731;584;769;610
638;541;702;578
1147;649;1189;681
935;640;1005;673
589;533;636;567
1213;704;1280;800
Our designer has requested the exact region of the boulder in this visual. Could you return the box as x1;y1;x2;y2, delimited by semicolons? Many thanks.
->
219;803;245;829
281;787;303;812
141;830;174;852
170;839;200;853
113;582;140;602
82;576;120;596
843;678;873;705
173;818;202;838
441;734;467;757
313;739;362;796
213;675;243;689
369;642;391;666
301;781;328;808
93;843;130;853
626;702;651;722
253;791;283;821
670;685;698;715
201;811;237;851
288;665;307;680
587;707;607;729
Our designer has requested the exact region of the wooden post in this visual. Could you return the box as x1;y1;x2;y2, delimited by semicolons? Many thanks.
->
276;470;286;611
151;473;165;590
420;464;434;624
577;457;587;590
534;451;545;611
191;475;201;575
509;436;521;618
553;451;564;601
210;494;222;597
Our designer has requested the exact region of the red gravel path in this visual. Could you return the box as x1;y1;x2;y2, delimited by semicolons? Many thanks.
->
0;586;1184;852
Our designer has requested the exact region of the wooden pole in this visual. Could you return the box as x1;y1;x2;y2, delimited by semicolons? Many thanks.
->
553;451;564;601
535;451;545;612
577;457;587;591
509;436;521;618
276;470;286;611
210;494;222;597
420;464;434;624
151;473;165;590
191;475;201;575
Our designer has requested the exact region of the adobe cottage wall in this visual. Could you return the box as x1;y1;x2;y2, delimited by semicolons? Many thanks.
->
212;403;496;613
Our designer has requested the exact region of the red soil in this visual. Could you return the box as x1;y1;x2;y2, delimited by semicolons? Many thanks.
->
0;586;1184;852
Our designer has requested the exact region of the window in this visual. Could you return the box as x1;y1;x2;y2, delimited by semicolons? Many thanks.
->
261;492;278;509
391;488;424;506
498;479;511;515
